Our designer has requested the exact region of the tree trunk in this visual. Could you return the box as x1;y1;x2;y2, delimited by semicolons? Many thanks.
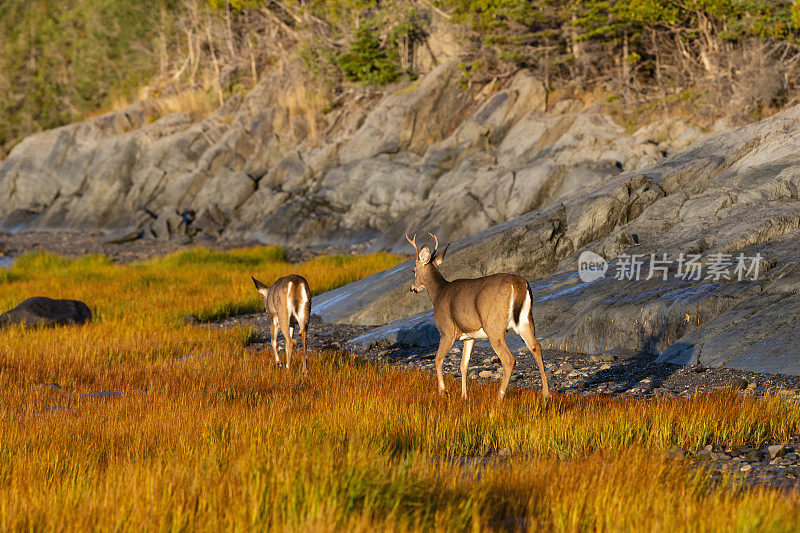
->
622;31;630;98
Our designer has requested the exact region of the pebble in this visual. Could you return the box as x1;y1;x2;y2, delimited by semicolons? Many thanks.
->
740;464;753;472
589;354;616;363
559;362;575;373
745;450;763;461
696;449;712;460
729;377;749;390
478;370;494;378
768;444;786;459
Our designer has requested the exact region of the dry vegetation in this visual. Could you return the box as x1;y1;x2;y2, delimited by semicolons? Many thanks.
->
6;1;800;158
1;248;800;530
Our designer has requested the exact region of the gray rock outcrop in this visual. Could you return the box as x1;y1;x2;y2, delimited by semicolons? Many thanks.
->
0;63;700;250
0;297;92;328
314;105;800;375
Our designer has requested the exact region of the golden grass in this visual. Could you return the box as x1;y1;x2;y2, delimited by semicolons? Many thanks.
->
280;83;327;141
1;247;799;531
155;88;217;120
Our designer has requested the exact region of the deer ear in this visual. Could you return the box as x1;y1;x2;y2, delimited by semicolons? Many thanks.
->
252;276;269;296
418;245;431;263
432;243;450;266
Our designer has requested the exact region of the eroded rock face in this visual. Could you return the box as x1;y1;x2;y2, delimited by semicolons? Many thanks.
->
314;105;800;375
0;63;700;250
0;297;92;328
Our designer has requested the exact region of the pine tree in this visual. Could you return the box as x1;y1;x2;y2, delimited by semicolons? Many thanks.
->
337;24;401;86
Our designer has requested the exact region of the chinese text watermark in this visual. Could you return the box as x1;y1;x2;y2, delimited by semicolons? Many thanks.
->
578;251;763;283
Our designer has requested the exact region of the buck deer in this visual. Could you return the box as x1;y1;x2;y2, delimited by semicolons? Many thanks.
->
406;233;550;401
252;275;311;373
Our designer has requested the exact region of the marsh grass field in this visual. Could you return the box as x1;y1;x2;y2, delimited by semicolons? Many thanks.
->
1;247;800;531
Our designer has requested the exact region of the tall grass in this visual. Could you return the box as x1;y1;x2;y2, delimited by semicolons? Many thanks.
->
1;247;799;531
2;354;800;531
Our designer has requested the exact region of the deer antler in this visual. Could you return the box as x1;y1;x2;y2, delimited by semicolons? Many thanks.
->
428;232;439;256
405;233;419;256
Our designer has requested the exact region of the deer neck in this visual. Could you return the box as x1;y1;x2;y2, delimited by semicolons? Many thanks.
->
423;266;448;303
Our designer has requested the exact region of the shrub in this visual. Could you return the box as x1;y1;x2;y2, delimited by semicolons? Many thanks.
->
338;23;402;85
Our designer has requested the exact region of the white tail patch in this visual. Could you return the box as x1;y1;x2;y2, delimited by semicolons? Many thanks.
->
515;287;532;334
297;283;309;322
507;285;516;331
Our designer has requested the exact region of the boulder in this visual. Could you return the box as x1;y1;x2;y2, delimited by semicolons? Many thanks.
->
338;61;472;164
0;297;91;328
313;105;800;375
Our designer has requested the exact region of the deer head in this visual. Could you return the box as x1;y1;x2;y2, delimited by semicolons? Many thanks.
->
406;232;449;293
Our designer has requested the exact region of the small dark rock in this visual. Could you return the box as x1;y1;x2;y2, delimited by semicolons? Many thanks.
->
0;297;91;329
728;377;749;390
102;227;144;244
667;448;685;460
696;449;713;460
745;450;763;461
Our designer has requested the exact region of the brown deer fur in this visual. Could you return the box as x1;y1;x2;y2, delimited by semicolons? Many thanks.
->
407;233;550;401
252;274;311;373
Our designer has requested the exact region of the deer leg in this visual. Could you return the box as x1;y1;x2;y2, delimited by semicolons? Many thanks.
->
278;311;294;370
519;326;550;398
298;316;309;375
269;315;281;366
460;338;474;400
488;334;516;402
300;324;308;353
435;334;455;396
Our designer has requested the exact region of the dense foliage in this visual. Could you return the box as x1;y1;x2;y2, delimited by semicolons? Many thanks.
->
2;0;800;157
0;1;176;156
337;24;402;85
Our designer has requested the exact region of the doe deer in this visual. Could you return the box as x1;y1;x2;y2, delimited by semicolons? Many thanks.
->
252;275;311;373
406;233;550;401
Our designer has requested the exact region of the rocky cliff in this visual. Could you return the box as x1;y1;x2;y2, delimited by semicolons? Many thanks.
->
314;105;800;375
0;61;701;251
9;56;794;374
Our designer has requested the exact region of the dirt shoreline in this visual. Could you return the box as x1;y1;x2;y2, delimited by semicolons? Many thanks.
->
0;231;360;264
